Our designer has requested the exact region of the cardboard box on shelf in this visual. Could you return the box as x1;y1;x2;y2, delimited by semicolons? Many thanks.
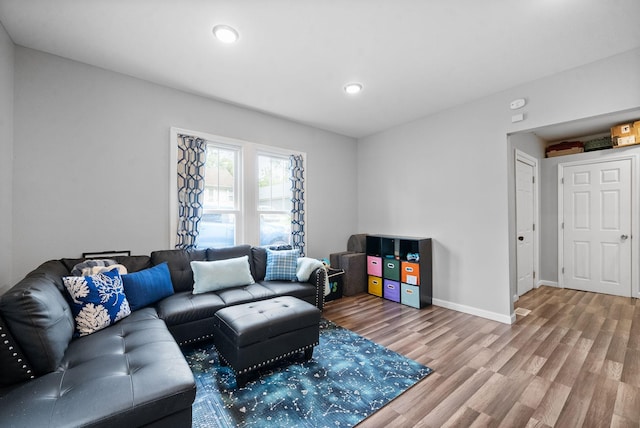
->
611;121;640;148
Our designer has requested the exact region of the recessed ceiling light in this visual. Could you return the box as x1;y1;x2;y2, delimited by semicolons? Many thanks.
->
212;25;239;43
344;82;363;95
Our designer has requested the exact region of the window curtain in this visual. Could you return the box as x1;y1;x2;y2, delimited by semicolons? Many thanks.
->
176;134;207;249
290;154;305;256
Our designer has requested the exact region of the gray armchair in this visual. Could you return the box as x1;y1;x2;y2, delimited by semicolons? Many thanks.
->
329;234;367;296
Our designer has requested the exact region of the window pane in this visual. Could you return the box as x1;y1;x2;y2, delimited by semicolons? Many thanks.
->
204;146;236;210
258;155;290;211
197;213;235;248
259;213;291;246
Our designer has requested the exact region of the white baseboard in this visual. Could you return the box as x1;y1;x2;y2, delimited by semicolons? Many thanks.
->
537;280;559;288
513;294;519;303
432;298;514;325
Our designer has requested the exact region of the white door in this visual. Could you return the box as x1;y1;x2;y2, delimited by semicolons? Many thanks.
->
516;156;536;296
562;159;632;297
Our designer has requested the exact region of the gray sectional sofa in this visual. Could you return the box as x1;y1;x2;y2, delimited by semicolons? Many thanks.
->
0;244;326;427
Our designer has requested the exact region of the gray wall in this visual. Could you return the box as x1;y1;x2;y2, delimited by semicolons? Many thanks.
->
11;47;358;282
0;23;13;293
357;48;640;322
6;41;640;322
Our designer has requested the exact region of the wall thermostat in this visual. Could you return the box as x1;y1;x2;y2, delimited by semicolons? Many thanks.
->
510;98;526;110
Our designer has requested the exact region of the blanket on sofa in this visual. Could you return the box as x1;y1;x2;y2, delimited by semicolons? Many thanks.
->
297;258;330;296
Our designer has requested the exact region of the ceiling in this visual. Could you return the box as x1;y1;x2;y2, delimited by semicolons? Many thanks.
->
1;0;639;139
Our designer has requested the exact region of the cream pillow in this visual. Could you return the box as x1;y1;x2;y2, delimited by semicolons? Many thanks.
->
191;256;255;294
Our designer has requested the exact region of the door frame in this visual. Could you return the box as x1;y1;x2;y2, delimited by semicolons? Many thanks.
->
557;153;640;297
514;149;539;300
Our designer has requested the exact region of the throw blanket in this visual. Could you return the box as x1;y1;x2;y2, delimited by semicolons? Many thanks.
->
296;258;330;296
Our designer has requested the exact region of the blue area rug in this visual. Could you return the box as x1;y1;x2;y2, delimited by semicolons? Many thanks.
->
182;318;433;427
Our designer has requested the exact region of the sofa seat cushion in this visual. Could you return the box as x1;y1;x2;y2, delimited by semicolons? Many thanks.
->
215;283;276;306
155;291;226;326
0;308;196;427
260;280;318;301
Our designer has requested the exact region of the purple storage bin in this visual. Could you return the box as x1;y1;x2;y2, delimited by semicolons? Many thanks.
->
383;279;400;302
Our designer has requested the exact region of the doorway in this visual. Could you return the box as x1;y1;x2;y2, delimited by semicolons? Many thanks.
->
558;156;637;297
515;150;538;298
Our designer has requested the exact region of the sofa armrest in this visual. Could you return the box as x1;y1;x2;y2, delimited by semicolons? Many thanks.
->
309;267;326;311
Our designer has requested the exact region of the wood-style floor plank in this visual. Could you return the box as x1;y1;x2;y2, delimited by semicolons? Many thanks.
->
322;286;640;427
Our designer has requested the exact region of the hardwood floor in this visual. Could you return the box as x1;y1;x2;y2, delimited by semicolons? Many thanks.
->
322;286;640;427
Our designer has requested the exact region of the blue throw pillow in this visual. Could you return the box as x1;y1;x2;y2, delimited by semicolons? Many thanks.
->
63;269;131;337
265;248;300;281
121;263;175;311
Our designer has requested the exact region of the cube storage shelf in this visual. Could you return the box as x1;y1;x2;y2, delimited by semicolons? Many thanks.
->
366;235;433;309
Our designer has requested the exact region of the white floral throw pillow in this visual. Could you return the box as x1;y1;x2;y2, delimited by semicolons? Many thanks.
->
63;269;131;337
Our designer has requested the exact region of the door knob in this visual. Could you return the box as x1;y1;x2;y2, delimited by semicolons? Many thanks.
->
518;236;524;241
621;234;629;241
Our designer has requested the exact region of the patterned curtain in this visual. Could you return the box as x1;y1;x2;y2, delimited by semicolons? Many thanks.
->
290;154;305;256
176;134;207;249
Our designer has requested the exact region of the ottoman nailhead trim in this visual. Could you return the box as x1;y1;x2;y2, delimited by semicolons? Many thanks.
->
224;342;320;375
179;333;214;346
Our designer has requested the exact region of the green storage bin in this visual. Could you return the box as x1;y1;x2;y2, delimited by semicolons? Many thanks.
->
383;258;400;281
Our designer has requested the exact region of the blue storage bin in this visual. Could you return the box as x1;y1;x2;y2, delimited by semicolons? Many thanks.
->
401;283;420;308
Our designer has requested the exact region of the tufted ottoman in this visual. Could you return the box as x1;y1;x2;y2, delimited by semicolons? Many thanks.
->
212;296;321;386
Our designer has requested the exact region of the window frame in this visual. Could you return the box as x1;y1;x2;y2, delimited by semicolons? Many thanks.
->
169;127;306;249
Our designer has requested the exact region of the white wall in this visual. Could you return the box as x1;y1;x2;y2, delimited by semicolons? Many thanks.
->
357;48;640;323
11;47;358;283
0;23;13;293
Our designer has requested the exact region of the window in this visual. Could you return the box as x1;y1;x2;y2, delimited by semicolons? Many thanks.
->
198;145;240;248
258;154;292;247
169;128;304;250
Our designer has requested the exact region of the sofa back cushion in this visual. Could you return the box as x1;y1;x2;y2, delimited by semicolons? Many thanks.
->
29;259;74;293
61;256;152;276
0;270;75;376
207;245;255;277
113;255;153;273
252;247;267;281
150;249;206;292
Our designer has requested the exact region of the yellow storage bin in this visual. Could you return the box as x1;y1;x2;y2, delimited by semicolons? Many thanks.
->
368;275;382;297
